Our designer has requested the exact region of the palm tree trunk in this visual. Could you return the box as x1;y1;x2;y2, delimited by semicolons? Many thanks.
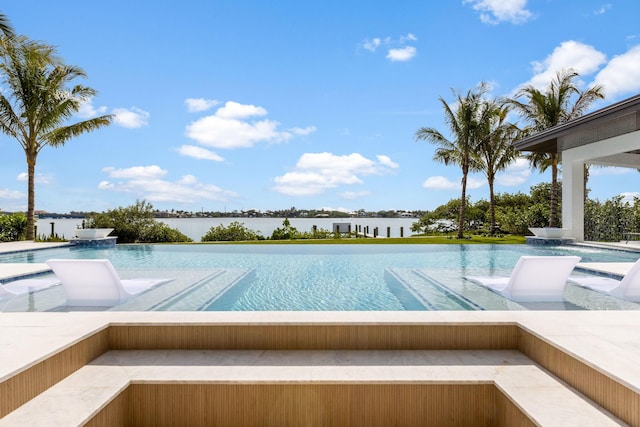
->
549;154;558;228
458;170;467;239
584;164;590;202
26;154;36;241
488;176;496;235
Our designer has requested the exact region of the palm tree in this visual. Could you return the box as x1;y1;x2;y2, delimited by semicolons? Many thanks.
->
0;36;113;240
476;101;519;234
415;84;487;239
507;69;604;227
0;13;14;38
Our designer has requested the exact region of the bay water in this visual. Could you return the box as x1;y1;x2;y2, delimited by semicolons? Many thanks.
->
40;217;419;241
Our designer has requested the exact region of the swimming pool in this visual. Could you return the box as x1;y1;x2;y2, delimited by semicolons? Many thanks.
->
1;244;639;312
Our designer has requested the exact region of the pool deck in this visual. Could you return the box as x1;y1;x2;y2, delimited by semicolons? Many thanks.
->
1;242;640;424
0;241;70;254
1;311;639;425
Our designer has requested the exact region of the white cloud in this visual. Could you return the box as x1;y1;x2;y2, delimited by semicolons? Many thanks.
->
422;176;458;190
341;190;372;200
522;41;607;91
464;0;533;24
185;101;314;149
620;192;640;203
516;41;640;101
0;188;24;199
290;126;317;136
112;107;150;128
363;37;381;52
496;158;531;186
272;152;398;196
387;46;417;62
177;145;224;162
186;115;280;148
76;98;108;119
177;174;198;185
99;165;237;204
17;172;50;185
376;155;399;169
273;171;352;196
294;152;390;175
215;101;267;119
422;175;484;190
400;33;418;43
467;178;486;189
594;4;612;15
593;45;640;99
185;98;220;113
362;33;418;62
102;165;167;179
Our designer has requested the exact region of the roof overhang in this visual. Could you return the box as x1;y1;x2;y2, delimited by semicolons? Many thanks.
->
513;93;640;154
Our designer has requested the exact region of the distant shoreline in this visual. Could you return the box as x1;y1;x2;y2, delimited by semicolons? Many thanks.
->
42;217;420;241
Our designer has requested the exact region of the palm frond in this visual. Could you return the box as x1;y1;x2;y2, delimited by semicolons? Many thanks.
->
0;13;15;38
44;115;113;149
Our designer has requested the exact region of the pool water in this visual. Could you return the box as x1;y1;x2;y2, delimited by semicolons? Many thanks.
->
1;244;639;312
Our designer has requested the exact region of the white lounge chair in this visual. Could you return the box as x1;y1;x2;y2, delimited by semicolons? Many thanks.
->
464;255;581;302
567;258;640;302
0;277;60;300
46;259;173;307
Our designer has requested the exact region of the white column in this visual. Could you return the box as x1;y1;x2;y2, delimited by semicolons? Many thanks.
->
562;152;584;241
560;131;640;242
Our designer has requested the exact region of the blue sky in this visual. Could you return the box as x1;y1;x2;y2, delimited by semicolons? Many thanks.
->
1;1;640;214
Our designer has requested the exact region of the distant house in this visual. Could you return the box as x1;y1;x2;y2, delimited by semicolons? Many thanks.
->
429;219;456;232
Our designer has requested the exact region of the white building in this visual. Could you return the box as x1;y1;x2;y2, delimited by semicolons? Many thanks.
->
513;94;640;242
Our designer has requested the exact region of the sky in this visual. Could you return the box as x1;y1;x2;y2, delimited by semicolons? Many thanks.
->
1;1;640;214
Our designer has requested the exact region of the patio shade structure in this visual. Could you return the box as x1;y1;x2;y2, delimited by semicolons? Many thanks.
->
513;93;640;242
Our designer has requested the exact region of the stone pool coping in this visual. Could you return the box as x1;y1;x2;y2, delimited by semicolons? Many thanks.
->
1;311;639;425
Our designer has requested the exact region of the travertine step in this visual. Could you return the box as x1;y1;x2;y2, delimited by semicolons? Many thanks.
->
0;349;622;426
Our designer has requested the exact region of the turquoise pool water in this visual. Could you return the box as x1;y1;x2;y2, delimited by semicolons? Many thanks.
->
1;244;639;312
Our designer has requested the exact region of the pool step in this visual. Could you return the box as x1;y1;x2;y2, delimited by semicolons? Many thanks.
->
385;268;483;311
150;268;255;311
110;268;255;311
0;349;622;426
